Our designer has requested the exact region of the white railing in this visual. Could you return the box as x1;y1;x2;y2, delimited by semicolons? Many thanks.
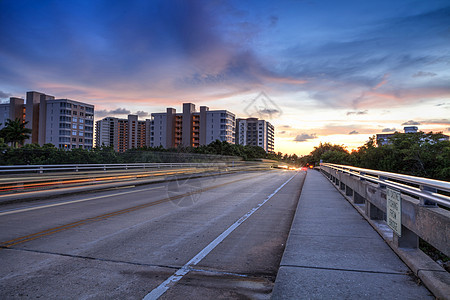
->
321;163;450;208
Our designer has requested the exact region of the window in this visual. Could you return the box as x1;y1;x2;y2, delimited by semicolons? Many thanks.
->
72;131;77;135
79;124;83;130
80;119;84;123
72;123;77;129
59;137;70;142
79;132;83;136
72;138;76;142
73;111;77;115
79;138;83;142
59;116;71;122
72;117;77;122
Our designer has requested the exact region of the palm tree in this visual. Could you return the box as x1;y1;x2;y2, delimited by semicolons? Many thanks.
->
0;118;32;148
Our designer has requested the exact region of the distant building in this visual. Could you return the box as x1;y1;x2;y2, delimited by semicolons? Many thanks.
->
150;103;235;148
236;118;274;152
1;91;94;149
0;97;25;128
376;126;449;146
43;97;95;149
95;114;151;152
404;126;419;133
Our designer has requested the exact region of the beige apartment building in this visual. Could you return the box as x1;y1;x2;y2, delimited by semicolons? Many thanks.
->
0;91;95;149
236;118;275;153
95;114;151;152
150;103;235;148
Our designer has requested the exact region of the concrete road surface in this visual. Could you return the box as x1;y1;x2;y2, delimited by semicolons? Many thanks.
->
0;170;304;299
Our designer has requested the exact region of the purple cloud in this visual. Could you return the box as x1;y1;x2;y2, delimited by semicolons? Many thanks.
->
294;133;317;142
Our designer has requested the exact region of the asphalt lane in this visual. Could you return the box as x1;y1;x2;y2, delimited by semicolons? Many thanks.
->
0;169;304;299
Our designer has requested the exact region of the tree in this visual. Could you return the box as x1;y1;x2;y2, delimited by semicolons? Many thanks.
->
311;132;450;181
0;119;32;148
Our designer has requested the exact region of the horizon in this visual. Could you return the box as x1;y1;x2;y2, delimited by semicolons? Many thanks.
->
1;0;449;156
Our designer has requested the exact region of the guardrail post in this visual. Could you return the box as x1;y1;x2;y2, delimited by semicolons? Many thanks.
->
366;202;384;220
353;192;365;204
39;166;44;174
345;185;353;197
419;185;438;206
75;165;79;172
394;226;418;249
359;172;365;181
378;175;387;189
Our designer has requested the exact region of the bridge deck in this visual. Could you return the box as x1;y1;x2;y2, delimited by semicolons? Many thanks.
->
272;170;433;299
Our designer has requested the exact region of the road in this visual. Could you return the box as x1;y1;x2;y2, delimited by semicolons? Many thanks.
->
0;169;305;299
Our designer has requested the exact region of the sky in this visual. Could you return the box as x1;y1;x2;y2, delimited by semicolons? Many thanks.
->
0;0;449;155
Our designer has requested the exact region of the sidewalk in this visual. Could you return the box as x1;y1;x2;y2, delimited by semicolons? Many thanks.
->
272;170;433;299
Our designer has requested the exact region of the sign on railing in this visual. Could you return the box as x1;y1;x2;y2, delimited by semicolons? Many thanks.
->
387;188;402;236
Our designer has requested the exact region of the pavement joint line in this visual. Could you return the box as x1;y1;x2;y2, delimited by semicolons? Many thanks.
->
289;233;382;240
1;246;181;270
1;246;260;279
0;173;264;248
182;267;250;278
143;172;298;300
280;264;409;276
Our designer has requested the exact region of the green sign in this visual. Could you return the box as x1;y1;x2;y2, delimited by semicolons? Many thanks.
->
387;188;402;236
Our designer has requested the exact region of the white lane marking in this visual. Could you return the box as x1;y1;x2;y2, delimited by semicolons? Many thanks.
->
143;172;298;300
0;186;165;216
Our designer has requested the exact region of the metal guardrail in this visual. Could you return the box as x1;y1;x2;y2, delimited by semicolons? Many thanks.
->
320;163;450;208
0;162;236;174
0;161;273;199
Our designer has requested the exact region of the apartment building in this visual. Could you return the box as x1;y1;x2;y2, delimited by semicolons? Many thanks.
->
236;118;274;152
150;103;235;148
46;98;95;149
1;91;94;149
376;126;449;146
0;97;25;127
95;114;151;152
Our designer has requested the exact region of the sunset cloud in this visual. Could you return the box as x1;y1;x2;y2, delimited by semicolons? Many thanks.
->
294;133;317;142
402;120;421;126
412;71;437;78
96;108;131;118
0;90;12;100
346;110;368;116
382;128;396;132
